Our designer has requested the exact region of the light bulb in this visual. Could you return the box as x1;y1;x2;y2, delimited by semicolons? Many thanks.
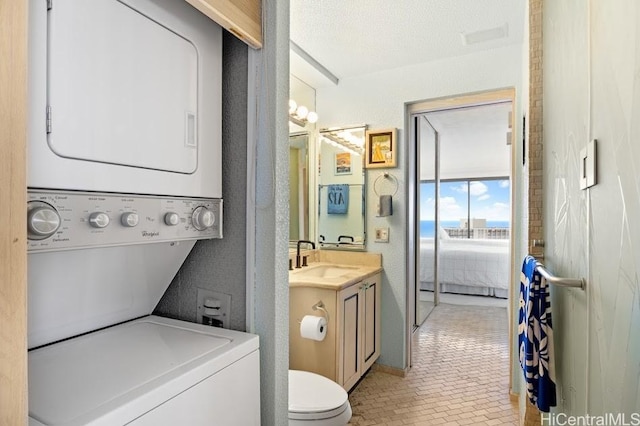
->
288;99;297;115
306;111;318;123
296;105;309;120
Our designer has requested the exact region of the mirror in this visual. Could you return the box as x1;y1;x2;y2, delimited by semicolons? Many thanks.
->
289;132;309;241
289;75;317;246
317;126;367;249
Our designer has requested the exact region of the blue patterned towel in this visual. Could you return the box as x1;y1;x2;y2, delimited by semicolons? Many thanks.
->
518;255;557;412
327;184;349;214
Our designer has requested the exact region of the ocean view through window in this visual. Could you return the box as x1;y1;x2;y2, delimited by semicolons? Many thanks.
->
420;178;510;239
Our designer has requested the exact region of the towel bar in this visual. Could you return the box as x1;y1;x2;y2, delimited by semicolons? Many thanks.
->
535;261;585;290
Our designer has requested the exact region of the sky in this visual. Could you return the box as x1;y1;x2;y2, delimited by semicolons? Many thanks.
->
420;179;510;222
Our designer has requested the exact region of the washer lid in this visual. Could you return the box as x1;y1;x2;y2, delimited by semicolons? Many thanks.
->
29;318;237;425
288;370;349;414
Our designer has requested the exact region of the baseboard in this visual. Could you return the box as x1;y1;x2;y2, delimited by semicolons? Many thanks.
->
372;362;409;378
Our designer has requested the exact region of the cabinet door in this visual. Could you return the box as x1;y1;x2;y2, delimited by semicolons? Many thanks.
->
338;283;361;390
362;273;381;372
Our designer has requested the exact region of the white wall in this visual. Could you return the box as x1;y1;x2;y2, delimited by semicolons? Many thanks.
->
421;102;513;180
543;0;640;416
515;0;531;406
316;44;524;369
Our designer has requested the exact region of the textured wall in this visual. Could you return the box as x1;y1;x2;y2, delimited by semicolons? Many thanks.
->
316;45;524;370
520;1;544;423
527;0;544;261
250;0;291;423
543;0;640;416
154;31;249;330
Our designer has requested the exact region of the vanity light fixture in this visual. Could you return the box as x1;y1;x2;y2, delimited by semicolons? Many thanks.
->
321;133;364;156
289;99;318;127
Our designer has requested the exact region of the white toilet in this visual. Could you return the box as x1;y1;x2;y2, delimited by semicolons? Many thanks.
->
288;370;353;425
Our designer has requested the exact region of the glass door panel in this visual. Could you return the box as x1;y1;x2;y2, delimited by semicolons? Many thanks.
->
416;116;438;326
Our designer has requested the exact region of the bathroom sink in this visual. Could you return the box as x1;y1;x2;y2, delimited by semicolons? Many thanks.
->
297;264;359;279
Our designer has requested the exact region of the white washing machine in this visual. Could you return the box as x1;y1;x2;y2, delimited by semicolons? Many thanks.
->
26;191;261;426
29;316;260;426
26;0;260;424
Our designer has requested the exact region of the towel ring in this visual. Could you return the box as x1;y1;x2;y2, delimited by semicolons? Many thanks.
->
373;172;398;197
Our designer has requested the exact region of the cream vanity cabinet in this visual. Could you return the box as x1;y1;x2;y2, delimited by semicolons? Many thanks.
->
289;271;381;391
338;274;381;390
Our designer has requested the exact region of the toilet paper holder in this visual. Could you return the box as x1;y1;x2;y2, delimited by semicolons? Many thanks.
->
312;301;330;324
296;300;330;324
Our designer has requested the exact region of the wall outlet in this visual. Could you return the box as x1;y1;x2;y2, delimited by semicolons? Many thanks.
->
196;288;231;328
375;227;389;243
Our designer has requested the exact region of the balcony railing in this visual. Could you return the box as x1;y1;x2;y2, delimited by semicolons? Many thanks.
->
443;227;510;240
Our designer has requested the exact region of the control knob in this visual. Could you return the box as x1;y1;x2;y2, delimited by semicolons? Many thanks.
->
120;212;139;227
89;212;110;229
192;206;215;231
27;201;61;240
164;212;180;226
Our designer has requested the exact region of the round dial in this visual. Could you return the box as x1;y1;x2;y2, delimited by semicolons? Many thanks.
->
120;212;139;227
164;212;180;226
89;212;110;229
192;206;215;231
27;201;61;240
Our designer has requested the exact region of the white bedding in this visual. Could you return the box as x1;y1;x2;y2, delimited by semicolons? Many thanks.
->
419;237;510;298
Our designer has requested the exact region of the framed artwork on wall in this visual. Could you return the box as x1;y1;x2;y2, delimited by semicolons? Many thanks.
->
334;152;352;175
365;128;396;168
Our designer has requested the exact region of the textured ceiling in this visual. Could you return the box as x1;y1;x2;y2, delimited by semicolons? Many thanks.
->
290;0;526;84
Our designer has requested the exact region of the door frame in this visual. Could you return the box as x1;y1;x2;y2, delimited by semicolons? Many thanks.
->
404;88;517;391
0;0;29;420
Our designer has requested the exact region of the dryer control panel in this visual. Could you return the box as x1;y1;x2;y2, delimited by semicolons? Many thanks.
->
27;190;222;252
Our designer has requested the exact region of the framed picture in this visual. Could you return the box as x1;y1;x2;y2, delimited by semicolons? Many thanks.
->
365;128;396;168
334;152;352;175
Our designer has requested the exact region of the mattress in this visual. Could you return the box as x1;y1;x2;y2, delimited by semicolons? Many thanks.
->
420;237;510;296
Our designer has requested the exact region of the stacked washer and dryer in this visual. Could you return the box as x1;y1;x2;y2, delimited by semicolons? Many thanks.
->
26;0;260;424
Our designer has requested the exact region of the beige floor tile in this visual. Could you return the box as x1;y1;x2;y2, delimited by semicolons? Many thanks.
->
347;303;519;426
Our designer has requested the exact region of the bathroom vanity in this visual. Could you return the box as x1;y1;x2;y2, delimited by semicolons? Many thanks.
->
289;251;382;391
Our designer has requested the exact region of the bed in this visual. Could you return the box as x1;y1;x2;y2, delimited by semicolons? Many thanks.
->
419;237;510;298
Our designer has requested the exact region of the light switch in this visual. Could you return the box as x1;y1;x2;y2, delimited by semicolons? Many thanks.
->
375;227;389;243
580;139;597;190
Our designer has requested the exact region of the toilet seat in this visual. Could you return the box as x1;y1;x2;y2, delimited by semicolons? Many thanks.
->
288;370;352;424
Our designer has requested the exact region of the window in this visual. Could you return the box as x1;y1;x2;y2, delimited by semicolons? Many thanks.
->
420;178;510;239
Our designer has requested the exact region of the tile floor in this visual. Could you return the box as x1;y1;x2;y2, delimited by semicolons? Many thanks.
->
348;303;519;425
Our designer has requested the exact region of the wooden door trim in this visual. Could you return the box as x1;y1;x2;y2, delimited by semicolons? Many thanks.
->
0;0;28;423
185;0;262;49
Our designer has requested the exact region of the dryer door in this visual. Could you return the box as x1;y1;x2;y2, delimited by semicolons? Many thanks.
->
48;0;198;174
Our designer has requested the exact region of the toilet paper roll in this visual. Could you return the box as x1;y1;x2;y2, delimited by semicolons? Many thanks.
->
300;315;327;341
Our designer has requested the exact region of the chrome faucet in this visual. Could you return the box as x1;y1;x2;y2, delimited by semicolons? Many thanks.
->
296;240;315;268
